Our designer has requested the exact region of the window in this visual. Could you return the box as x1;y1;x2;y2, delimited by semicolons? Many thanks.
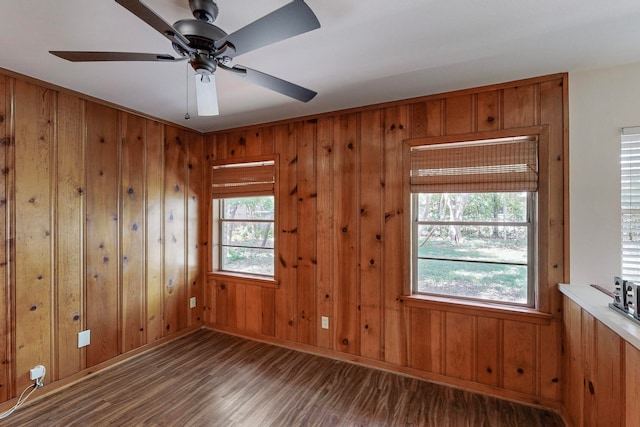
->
211;158;276;277
621;128;640;281
409;137;538;306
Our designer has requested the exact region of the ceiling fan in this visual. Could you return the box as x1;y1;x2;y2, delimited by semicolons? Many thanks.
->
50;0;320;116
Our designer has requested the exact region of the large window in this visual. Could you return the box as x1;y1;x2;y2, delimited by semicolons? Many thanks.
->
621;128;640;281
409;137;538;306
211;158;276;277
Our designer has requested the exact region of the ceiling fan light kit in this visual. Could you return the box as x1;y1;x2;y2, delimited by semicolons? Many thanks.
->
50;0;320;117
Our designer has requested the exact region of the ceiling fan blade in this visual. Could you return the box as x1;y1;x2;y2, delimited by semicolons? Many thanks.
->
115;0;195;53
215;0;320;58
224;65;317;102
50;51;183;62
194;73;219;116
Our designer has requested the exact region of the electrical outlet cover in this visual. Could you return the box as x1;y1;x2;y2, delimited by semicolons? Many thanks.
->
190;297;196;308
78;330;90;348
321;316;329;329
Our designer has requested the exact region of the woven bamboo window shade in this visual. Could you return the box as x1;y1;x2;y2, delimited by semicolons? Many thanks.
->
211;160;275;198
410;137;538;193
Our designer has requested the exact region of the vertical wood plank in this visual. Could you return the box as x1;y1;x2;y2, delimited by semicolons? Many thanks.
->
444;94;473;134
204;276;215;325
477;90;500;132
14;80;54;389
245;285;262;334
315;117;333;349
145;120;164;342
244;128;262;157
215;134;227;161
426;100;443;137
260;126;275;156
503;320;537;395
333;113;359;355
408;308;442;372
562;298;583;427
539;77;565;401
410;102;427;138
226;130;246;159
120;112;146;353
163;126;187;335
296;120;316;345
503;85;536;128
594;321;624;427
204;134;217;162
226;282;244;329
187;132;204;327
56;93;85;379
382;105;409;366
444;312;475;381
626;342;640;427
0;76;10;400
476;317;501;387
359;110;383;360
215;280;228;326
275;123;297;341
261;288;276;337
85;101;119;367
582;311;597;427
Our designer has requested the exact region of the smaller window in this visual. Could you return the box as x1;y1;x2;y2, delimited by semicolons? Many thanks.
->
211;158;276;277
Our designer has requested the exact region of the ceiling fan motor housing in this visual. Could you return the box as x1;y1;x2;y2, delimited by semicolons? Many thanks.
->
189;0;219;23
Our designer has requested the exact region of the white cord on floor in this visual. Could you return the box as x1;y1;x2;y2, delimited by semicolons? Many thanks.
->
0;366;45;419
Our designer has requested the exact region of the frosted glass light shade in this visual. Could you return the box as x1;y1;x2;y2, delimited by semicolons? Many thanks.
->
195;73;219;116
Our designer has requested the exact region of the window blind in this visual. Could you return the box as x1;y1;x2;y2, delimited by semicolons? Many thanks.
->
410;137;538;193
621;128;640;280
211;160;275;198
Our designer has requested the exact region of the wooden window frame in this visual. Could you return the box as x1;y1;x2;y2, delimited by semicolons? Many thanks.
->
402;126;550;317
208;154;280;287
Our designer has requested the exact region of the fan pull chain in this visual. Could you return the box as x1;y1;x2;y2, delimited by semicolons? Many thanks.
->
184;64;191;120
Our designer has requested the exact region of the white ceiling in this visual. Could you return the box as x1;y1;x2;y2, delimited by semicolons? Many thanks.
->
1;0;640;133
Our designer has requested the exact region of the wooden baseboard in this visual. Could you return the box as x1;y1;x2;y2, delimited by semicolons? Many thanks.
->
205;323;563;412
0;326;202;413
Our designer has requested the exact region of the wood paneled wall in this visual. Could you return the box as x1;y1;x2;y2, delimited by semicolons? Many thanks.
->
0;73;206;403
562;296;639;427
204;74;568;407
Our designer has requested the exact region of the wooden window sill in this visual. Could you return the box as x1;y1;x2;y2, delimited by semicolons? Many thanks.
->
207;271;279;289
400;294;553;325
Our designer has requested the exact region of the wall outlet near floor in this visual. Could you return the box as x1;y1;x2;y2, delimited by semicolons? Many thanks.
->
190;297;196;309
78;330;91;348
321;316;329;329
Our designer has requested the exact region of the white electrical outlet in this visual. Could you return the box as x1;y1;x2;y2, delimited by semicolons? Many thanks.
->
78;330;91;348
189;296;196;308
321;316;329;329
29;365;45;381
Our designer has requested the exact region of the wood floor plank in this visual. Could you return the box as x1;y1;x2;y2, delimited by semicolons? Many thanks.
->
6;329;564;426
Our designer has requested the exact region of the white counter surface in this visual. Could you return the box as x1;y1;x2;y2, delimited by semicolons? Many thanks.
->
559;283;640;351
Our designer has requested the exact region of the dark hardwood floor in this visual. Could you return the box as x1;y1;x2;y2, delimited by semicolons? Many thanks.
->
2;329;564;426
